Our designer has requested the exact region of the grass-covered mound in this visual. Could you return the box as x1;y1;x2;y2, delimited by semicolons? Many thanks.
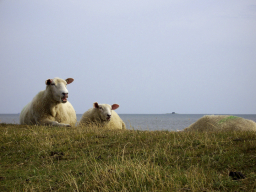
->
184;115;256;132
1;123;256;191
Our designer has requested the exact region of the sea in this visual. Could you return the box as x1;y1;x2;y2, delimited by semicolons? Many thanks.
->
1;114;256;131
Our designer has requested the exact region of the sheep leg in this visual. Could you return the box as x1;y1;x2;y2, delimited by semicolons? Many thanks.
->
40;119;71;127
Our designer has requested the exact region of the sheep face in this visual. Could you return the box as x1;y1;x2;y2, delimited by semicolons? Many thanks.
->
93;102;119;121
45;77;74;103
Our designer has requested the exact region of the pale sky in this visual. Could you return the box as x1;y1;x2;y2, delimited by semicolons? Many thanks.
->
1;0;256;114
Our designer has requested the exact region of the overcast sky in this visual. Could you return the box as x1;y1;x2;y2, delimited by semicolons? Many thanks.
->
1;0;256;114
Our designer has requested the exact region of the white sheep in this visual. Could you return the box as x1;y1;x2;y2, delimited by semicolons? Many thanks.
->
79;102;126;129
183;115;256;132
19;77;76;127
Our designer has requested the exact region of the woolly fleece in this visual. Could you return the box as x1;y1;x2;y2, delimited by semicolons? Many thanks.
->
79;104;126;130
184;115;256;132
19;78;76;127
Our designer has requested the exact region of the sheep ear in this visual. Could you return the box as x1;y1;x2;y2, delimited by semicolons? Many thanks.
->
112;104;119;110
66;78;74;84
93;102;99;108
45;79;52;85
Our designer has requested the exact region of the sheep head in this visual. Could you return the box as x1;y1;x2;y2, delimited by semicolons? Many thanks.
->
45;77;74;103
93;102;119;121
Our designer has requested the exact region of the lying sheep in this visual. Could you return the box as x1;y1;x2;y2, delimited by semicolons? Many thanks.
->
19;77;76;127
79;102;126;129
183;115;256;132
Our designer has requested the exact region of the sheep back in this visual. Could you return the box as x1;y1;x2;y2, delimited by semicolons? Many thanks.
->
183;115;256;132
109;110;126;130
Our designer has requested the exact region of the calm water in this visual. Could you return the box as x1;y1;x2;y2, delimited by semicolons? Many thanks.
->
1;114;256;131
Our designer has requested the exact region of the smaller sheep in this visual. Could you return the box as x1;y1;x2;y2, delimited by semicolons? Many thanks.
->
19;77;76;127
183;115;256;132
79;102;126;129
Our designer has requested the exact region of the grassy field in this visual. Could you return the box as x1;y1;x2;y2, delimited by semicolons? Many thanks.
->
1;123;256;191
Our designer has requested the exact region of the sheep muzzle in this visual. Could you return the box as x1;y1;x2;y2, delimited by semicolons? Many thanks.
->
61;95;68;103
106;116;111;121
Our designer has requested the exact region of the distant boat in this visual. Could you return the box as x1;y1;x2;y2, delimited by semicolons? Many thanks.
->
166;112;176;114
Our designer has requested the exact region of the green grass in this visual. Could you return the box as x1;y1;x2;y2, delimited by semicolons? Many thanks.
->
1;123;256;191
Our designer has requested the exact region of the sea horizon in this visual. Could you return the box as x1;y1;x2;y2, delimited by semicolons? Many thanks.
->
1;113;256;131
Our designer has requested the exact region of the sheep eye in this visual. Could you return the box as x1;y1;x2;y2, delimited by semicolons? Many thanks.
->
51;84;56;86
99;107;103;110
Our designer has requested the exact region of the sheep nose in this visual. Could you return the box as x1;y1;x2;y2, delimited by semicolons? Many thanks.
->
62;93;68;97
107;114;111;118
